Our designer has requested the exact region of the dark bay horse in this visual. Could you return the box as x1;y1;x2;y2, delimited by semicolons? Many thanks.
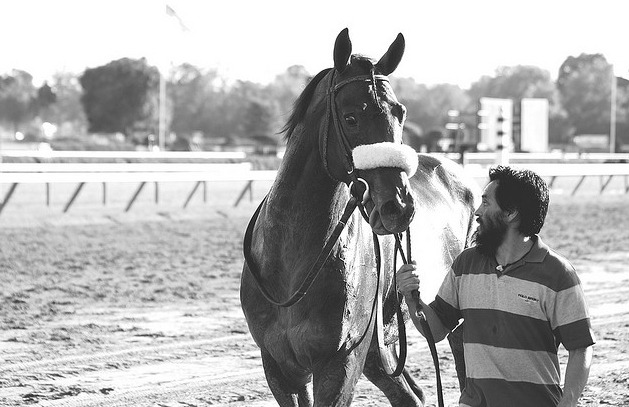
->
241;29;478;406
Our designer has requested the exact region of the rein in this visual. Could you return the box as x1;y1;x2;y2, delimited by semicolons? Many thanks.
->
389;231;445;407
242;191;360;307
321;69;390;183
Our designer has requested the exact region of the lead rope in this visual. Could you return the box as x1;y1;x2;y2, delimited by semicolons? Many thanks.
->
394;229;445;407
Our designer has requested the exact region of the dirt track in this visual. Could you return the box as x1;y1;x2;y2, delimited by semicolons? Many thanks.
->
1;190;628;406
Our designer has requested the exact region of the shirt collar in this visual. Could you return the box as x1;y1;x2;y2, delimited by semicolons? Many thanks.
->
526;235;549;263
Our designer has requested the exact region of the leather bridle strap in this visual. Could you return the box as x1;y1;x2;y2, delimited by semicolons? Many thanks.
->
322;69;390;184
391;230;445;407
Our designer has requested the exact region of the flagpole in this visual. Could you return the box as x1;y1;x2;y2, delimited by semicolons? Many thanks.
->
157;3;189;151
610;64;617;153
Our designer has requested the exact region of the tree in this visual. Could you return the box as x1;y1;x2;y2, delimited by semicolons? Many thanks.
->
468;65;557;101
392;77;469;134
169;63;283;145
243;99;274;140
80;58;159;138
34;82;56;118
270;65;311;131
0;70;37;133
557;54;613;136
169;63;216;138
46;72;88;135
469;65;569;144
615;77;629;147
225;80;275;143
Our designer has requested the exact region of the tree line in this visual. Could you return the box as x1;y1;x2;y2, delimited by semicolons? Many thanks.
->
0;53;627;150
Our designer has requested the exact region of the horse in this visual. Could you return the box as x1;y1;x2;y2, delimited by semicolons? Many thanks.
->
241;28;479;406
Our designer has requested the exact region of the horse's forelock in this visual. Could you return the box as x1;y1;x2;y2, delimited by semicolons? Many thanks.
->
281;68;332;141
350;55;377;71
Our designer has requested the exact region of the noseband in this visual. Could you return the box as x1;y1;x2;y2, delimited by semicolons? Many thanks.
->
321;69;390;184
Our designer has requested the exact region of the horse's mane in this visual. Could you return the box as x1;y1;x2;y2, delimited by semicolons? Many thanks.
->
280;56;377;141
281;68;332;141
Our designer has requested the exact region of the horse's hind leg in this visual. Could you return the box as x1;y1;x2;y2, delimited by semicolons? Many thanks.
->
261;351;313;407
362;347;425;406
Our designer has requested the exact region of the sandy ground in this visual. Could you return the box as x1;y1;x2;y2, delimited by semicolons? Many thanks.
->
0;180;628;406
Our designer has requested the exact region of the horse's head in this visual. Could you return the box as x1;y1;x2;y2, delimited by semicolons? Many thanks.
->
321;28;416;235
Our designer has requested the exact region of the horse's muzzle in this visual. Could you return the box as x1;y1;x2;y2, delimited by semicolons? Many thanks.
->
360;169;416;235
377;190;415;233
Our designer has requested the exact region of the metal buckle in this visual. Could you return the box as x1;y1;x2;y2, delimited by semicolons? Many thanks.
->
349;177;370;205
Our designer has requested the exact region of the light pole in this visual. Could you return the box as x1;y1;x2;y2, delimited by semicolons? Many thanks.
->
158;69;166;151
495;108;509;165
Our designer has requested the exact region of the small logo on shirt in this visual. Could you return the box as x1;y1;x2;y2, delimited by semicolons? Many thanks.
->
518;293;539;304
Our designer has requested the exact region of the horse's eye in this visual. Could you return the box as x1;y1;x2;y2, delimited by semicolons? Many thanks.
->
344;114;358;127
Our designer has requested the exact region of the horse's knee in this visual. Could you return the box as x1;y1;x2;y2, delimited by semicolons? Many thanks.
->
261;352;312;406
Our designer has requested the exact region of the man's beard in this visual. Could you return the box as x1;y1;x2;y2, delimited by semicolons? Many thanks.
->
474;214;508;257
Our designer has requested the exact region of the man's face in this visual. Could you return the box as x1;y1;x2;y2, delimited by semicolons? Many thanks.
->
474;181;508;256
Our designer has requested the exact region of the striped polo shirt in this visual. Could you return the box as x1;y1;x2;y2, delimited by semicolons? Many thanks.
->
430;236;595;407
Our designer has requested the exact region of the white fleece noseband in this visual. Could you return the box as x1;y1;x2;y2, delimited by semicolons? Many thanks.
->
352;142;418;177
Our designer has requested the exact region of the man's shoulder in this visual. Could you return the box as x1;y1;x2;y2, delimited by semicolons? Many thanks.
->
535;236;574;272
452;246;487;275
529;240;582;291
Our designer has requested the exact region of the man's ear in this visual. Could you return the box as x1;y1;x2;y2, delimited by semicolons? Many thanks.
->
506;210;520;224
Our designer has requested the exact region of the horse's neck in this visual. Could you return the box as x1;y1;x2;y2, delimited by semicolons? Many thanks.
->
260;135;353;259
269;139;341;223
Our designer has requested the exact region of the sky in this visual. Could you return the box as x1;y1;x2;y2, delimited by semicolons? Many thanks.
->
3;0;629;88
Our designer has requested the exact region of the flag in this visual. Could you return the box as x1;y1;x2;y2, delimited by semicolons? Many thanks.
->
165;4;189;32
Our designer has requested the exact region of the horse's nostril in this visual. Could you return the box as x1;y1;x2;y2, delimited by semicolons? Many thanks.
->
381;200;404;218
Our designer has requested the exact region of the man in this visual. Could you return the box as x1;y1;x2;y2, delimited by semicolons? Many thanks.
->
397;165;594;407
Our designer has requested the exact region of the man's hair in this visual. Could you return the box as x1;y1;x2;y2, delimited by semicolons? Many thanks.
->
488;165;549;236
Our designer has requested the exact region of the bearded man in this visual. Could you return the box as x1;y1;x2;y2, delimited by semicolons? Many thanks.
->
397;165;594;407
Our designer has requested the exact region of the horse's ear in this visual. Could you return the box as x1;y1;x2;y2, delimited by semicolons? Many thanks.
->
376;33;405;76
333;28;352;73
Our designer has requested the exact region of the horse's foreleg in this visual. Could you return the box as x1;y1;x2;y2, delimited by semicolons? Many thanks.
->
311;343;372;407
261;351;313;407
362;346;425;406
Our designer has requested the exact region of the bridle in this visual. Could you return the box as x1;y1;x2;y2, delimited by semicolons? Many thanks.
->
242;67;445;407
243;67;392;307
242;68;385;307
320;68;390;185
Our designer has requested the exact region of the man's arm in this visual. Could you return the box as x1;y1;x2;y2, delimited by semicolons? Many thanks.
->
397;263;450;342
405;295;450;342
558;346;593;407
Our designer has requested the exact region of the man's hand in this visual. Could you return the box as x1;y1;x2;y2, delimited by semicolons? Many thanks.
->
558;346;593;407
396;261;419;298
396;261;450;342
